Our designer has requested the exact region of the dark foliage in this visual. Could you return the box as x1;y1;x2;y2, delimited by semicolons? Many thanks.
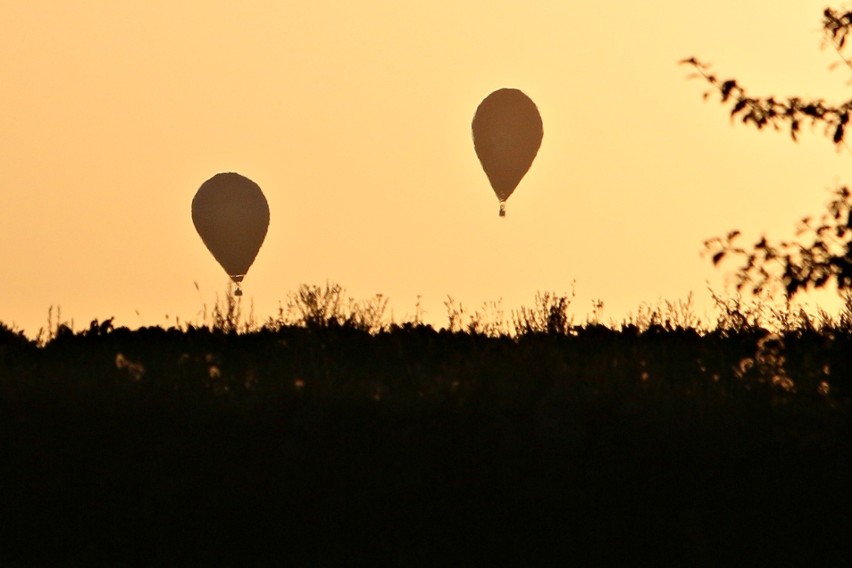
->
685;5;852;298
705;186;852;297
1;322;850;565
681;6;852;148
681;54;852;146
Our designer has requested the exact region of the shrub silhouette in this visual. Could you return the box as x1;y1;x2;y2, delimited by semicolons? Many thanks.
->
1;286;851;564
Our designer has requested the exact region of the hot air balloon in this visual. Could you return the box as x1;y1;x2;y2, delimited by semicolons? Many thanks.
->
472;88;543;217
191;172;270;296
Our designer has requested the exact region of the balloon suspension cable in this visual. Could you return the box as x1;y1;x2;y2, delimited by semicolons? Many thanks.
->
499;202;506;217
230;276;245;297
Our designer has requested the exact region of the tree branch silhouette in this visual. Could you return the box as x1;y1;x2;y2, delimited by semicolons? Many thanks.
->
686;5;852;298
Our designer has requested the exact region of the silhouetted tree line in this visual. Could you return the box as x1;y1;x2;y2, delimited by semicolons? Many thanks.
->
1;317;851;564
2;315;852;402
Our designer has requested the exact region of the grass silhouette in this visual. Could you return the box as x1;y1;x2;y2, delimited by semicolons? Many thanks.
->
1;284;851;565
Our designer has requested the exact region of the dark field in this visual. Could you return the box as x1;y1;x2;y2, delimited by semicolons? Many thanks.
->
2;312;851;566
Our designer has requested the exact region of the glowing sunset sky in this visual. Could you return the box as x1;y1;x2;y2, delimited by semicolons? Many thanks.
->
1;1;848;335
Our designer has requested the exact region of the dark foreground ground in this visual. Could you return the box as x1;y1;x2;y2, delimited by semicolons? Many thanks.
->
1;321;851;565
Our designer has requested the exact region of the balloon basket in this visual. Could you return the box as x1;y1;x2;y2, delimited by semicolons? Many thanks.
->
229;274;245;297
499;202;506;217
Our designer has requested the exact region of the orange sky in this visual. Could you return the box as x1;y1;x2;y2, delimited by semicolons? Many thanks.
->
1;1;849;336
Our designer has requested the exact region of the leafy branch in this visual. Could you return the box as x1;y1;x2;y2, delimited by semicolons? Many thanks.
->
681;56;852;145
704;186;852;297
688;5;852;298
681;8;852;146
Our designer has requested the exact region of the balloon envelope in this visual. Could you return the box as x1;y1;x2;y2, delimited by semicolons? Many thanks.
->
191;172;270;288
472;88;543;216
